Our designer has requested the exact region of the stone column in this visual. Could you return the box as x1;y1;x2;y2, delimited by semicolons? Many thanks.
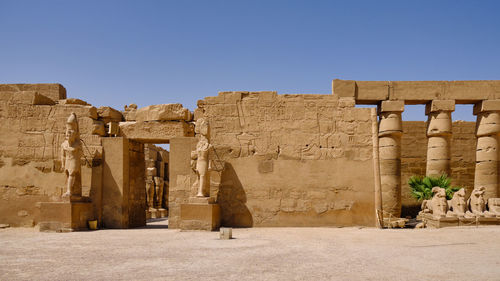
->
425;100;455;177
474;100;500;199
378;100;404;218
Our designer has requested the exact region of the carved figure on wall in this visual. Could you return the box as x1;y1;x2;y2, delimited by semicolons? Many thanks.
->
419;187;448;219
191;118;211;197
61;113;82;198
446;188;467;217
465;186;496;218
154;176;164;208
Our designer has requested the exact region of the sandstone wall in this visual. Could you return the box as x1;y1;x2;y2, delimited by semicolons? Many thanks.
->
401;121;476;216
0;88;104;226
172;92;377;227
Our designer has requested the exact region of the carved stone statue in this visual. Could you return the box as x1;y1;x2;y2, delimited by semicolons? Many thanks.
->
191;118;211;197
146;167;156;210
154;176;164;208
61;113;82;199
419;187;448;219
446;188;467;217
465;186;496;218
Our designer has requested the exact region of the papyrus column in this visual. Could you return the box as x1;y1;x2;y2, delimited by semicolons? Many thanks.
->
378;100;404;218
426;100;455;177
474;100;500;199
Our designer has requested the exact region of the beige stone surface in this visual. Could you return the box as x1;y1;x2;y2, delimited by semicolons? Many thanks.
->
59;98;89;106
97;106;123;123
2;91;56;105
101;138;146;228
119;121;194;143
38;201;93;231
180;203;221;230
135;103;191;122
2;226;500;280
168;137;198;229
0;83;66;101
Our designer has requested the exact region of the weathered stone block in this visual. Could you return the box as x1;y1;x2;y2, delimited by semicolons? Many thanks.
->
332;79;355;98
473;100;500;114
53;104;98;120
391;81;445;103
0;83;66;101
425;100;455;114
180;203;221;231
97;106;123;123
136;104;191;122
449;81;498;102
58;98;89;106
356;81;389;102
8;91;55;105
39;201;94;232
379;100;404;113
119;121;194;143
219;227;232;239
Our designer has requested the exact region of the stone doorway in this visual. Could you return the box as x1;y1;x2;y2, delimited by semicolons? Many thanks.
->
144;143;170;226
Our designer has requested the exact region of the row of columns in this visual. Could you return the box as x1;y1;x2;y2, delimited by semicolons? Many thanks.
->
377;100;500;218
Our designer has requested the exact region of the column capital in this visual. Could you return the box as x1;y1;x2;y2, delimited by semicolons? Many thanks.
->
425;100;455;115
378;100;404;113
473;100;500;115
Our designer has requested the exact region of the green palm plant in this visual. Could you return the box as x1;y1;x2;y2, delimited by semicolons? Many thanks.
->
408;174;461;201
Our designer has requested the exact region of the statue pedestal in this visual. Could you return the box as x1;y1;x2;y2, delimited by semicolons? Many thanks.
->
39;200;94;232
157;208;168;217
148;208;158;219
180;198;220;231
419;213;500;228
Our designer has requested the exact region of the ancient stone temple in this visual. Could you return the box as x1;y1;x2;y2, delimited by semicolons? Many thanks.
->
1;80;500;230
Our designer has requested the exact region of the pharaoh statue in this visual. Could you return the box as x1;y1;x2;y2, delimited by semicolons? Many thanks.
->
191;118;211;197
146;167;156;210
154;176;164;208
61;113;82;199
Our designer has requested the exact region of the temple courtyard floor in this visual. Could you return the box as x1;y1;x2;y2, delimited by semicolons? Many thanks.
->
1;220;499;281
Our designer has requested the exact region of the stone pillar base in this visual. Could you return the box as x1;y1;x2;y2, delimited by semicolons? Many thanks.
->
157;208;168;217
39;200;94;232
180;202;221;231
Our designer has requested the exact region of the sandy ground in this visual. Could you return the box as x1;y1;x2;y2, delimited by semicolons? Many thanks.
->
1;220;500;281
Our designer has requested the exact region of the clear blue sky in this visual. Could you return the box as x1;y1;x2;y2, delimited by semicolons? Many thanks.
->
1;0;499;121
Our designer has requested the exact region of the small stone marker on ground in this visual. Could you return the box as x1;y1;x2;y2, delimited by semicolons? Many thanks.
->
220;227;232;239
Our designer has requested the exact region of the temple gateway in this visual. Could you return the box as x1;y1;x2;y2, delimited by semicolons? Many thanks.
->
1;79;500;231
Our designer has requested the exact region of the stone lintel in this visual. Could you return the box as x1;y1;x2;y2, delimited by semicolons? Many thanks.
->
339;79;500;104
118;121;194;143
473;100;500;115
332;79;356;98
378;100;404;113
425;100;455;115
